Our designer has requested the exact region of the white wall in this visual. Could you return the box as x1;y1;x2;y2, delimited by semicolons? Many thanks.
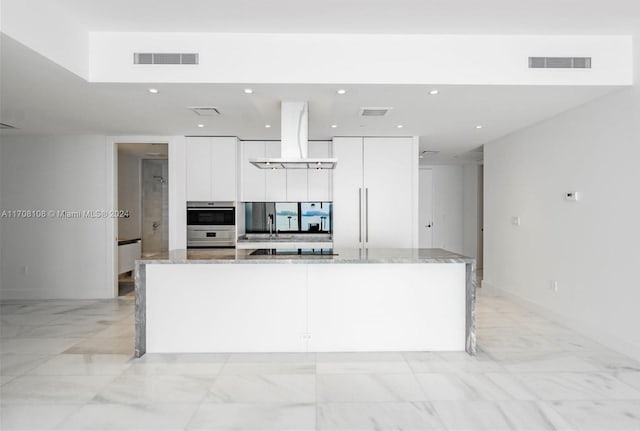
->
0;135;114;299
117;150;141;240
483;42;640;360
421;164;480;257
0;0;90;79
462;164;480;260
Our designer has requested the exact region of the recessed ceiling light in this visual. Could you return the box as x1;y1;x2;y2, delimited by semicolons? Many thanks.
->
244;88;253;94
265;124;271;128
475;125;483;129
331;124;337;128
197;124;205;128
148;88;159;94
429;89;439;95
336;89;347;95
397;124;404;129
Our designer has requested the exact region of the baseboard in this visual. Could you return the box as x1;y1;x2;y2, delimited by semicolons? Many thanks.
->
486;281;640;363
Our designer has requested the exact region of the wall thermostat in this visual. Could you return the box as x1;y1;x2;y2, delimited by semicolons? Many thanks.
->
564;191;579;202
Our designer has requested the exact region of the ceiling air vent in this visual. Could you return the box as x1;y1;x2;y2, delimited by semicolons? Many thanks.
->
0;122;18;130
134;53;199;65
529;57;591;69
188;107;221;116
360;107;393;117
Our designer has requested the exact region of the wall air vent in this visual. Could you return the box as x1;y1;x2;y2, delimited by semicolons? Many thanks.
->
134;53;199;65
188;107;221;116
0;122;18;130
529;57;591;69
360;107;393;117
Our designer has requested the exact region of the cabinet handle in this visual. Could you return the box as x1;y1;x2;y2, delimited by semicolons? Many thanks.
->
365;188;369;243
358;188;362;243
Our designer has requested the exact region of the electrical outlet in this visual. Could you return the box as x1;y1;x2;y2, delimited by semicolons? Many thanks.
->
564;191;579;202
550;280;558;292
511;216;521;226
22;265;28;275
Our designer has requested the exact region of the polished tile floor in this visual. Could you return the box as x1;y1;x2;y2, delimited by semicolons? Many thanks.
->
1;290;640;430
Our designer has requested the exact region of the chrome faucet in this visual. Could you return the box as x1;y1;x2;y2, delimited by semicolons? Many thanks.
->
268;214;274;238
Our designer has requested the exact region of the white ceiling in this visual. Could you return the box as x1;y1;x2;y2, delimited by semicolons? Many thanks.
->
3;1;638;163
0;35;621;164
54;0;640;35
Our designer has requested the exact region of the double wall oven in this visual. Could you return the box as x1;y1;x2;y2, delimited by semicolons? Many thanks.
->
187;202;236;248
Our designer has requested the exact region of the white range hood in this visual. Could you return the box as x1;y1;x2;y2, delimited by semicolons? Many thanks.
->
250;101;337;170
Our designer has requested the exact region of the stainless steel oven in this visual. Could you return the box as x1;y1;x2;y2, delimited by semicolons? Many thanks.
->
187;202;236;248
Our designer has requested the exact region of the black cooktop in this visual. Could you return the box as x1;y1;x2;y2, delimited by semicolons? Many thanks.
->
250;248;337;256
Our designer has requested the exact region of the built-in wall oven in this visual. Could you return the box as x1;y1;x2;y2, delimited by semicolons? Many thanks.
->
187;202;236;248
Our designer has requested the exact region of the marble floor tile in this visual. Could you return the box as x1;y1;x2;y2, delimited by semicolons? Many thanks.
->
0;354;51;376
206;374;316;403
126;353;227;375
316;352;405;362
187;402;316;431
0;337;82;355
0;403;82;430
405;351;505;373
317;374;425;403
0;375;114;404
616;371;640;391
514;372;640;401
57;402;200;430
316;361;412;374
547;400;640;430
64;336;133;355
93;374;215;404
0;375;17;385
432;400;560;430
29;354;132;376
92;324;135;338
416;373;513;401
0;324;29;338
221;361;315;375
484;373;540;400
317;402;446;430
581;351;640;373
19;323;106;338
489;351;600;373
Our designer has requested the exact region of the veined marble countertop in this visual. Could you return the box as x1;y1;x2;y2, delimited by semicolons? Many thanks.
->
136;248;474;264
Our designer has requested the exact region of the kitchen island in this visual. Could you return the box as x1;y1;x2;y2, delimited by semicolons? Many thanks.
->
134;248;476;357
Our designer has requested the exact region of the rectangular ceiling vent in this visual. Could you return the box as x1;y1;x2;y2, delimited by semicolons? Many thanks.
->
529;57;591;69
0;122;18;130
360;107;393;117
134;53;199;65
188;107;221;116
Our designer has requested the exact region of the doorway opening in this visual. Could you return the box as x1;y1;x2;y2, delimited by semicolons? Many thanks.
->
116;143;168;296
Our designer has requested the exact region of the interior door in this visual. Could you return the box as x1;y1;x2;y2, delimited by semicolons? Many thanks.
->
363;137;415;248
419;168;434;248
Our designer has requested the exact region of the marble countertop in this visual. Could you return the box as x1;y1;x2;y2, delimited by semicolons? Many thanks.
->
136;248;474;265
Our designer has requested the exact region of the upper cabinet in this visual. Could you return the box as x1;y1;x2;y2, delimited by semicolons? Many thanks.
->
186;137;238;202
240;140;332;202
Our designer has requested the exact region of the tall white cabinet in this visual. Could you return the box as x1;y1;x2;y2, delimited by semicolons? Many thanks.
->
333;137;418;249
186;137;238;201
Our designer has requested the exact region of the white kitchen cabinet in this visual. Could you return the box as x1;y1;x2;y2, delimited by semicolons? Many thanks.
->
284;140;332;202
333;137;417;249
307;141;332;201
241;141;267;201
186;137;238;202
265;141;287;201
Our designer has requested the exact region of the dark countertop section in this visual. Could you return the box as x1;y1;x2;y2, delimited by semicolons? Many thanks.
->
118;238;141;246
136;248;474;265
